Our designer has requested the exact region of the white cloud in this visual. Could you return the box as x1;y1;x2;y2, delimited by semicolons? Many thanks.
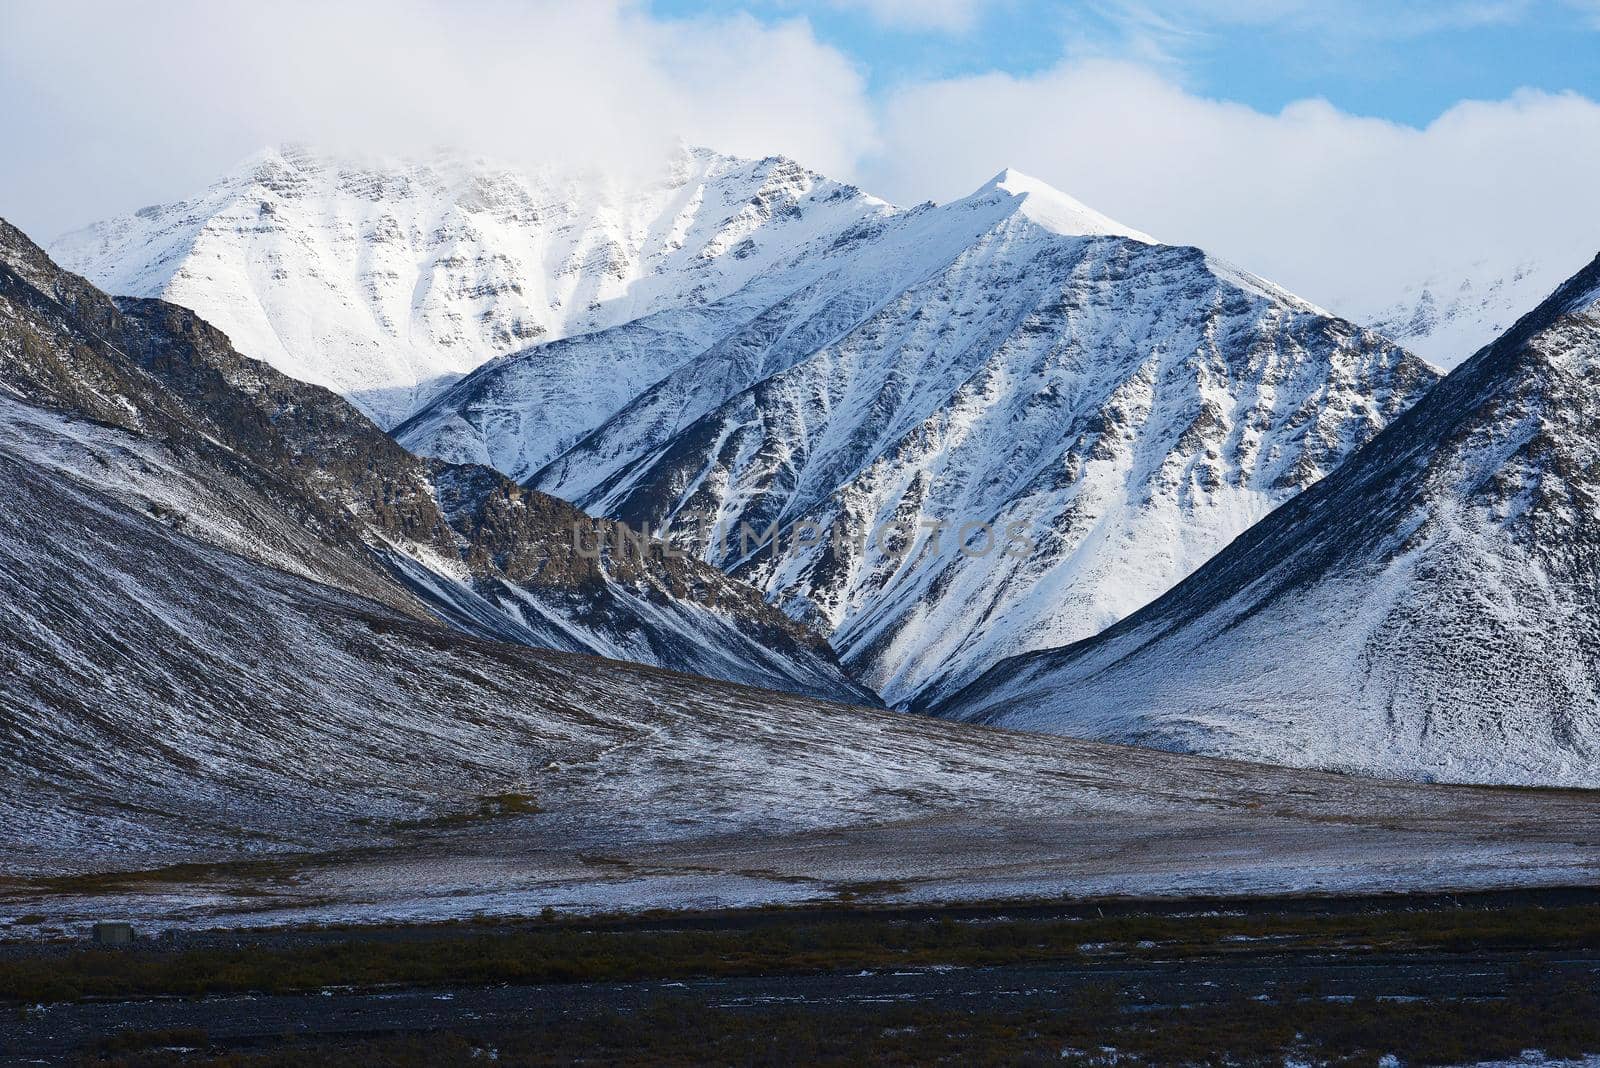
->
864;59;1600;348
0;0;876;238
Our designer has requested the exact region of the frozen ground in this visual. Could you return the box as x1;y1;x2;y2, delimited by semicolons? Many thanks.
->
11;791;1600;936
8;940;1600;1064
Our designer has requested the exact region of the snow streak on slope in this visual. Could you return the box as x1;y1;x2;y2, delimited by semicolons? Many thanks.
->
939;253;1600;787
408;173;1435;706
52;145;891;427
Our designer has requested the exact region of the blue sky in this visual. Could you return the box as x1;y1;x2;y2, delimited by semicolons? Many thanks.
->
652;0;1600;127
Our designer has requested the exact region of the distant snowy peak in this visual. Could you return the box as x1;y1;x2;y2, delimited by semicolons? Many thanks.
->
50;144;892;427
981;168;1156;243
1337;245;1600;368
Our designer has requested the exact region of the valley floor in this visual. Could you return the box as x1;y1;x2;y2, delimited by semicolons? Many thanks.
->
7;742;1600;936
6;890;1600;1065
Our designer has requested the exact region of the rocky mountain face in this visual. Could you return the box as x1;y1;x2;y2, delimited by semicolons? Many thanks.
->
938;254;1600;787
0;219;869;703
51;144;891;427
54;152;1437;707
402;170;1439;705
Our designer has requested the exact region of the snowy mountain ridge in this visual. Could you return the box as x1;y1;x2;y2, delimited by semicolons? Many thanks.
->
410;167;1180;488
56;148;1438;707
937;250;1600;786
52;144;894;427
400;164;1437;706
982;168;1156;243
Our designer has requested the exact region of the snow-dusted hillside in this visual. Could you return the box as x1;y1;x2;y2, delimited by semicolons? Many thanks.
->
1;218;868;703
407;170;1437;705
5;371;1598;917
51;145;891;427
6;430;1600;919
938;253;1600;787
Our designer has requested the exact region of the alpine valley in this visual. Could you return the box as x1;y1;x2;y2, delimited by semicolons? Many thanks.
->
15;210;1600;922
12;2;1600;1054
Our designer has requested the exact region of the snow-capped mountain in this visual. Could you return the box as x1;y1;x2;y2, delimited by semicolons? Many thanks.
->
394;170;1151;484
0;218;868;703
938;253;1600;787
56;149;1436;705
51;144;891;427
403;168;1438;705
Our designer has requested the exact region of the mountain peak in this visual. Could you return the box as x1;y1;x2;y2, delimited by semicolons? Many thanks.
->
975;167;1155;244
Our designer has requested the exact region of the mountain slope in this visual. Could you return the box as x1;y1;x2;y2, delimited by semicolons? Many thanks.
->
8;433;1600;922
937;253;1600;787
1;218;868;703
0;438;924;870
407;171;1437;706
51;145;892;427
